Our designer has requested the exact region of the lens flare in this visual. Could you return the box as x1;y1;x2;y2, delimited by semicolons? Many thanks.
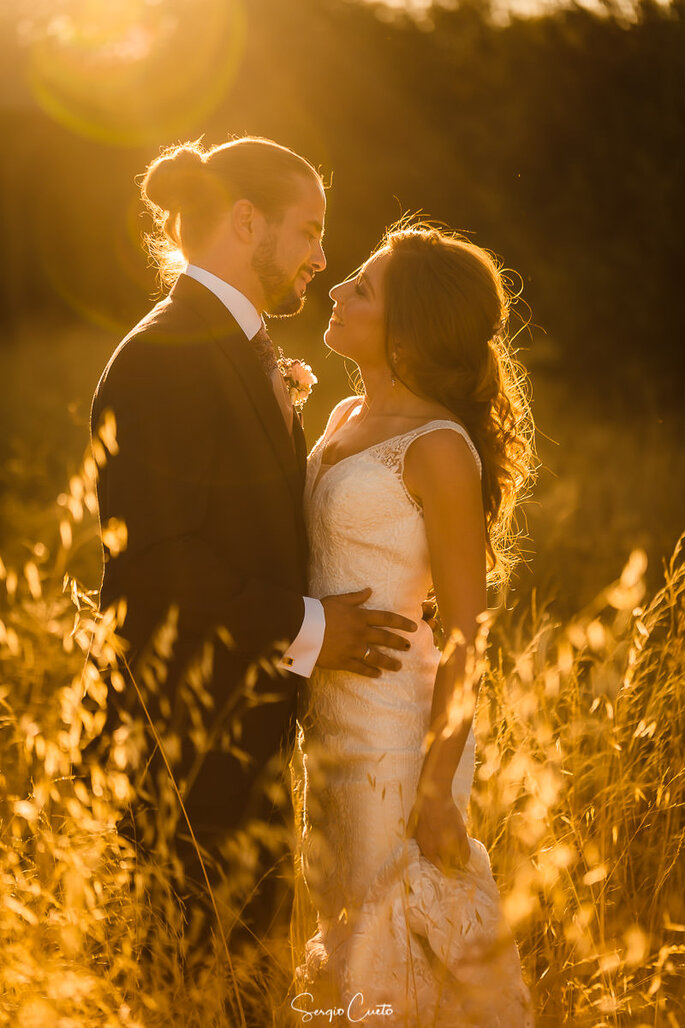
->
26;0;247;146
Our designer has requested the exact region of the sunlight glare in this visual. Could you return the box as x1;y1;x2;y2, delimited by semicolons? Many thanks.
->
23;0;247;145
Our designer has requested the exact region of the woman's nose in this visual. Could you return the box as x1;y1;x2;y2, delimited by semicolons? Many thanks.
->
329;281;343;301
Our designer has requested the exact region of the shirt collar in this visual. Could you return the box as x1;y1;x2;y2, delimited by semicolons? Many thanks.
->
183;263;263;340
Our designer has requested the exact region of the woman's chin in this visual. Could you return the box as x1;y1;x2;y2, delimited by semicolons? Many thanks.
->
323;325;348;357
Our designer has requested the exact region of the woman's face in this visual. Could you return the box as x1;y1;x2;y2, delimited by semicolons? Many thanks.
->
324;248;390;367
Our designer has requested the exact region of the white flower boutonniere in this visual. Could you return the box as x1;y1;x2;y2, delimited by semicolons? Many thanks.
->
277;348;318;411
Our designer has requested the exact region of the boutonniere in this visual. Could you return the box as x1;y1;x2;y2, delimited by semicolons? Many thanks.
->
277;348;318;410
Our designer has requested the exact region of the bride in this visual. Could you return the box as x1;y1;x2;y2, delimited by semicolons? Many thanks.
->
288;222;536;1027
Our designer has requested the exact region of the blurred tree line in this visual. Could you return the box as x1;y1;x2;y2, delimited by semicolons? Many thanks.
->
1;0;683;406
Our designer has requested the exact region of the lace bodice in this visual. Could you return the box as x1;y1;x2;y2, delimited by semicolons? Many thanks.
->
301;394;482;800
304;395;482;622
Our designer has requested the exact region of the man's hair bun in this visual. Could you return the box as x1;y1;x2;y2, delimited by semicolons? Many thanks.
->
143;144;206;214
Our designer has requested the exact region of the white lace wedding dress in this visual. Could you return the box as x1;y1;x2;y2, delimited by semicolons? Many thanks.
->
291;396;534;1027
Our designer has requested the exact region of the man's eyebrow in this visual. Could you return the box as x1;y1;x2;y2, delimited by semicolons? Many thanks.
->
305;220;324;236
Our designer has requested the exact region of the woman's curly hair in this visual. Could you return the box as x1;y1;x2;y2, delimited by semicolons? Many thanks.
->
379;219;537;590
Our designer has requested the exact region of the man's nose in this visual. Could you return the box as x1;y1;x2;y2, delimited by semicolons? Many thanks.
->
312;239;326;272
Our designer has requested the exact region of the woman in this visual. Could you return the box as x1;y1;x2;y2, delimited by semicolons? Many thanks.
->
289;223;536;1026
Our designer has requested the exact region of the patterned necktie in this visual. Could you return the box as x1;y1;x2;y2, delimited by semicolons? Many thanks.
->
250;324;294;435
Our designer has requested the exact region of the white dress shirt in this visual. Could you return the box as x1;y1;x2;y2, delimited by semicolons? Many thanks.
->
183;263;326;677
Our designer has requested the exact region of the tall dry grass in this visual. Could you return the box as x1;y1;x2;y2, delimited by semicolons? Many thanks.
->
0;434;683;1025
473;540;685;1026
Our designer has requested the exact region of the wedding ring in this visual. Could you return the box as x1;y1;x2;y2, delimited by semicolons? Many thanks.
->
363;647;373;662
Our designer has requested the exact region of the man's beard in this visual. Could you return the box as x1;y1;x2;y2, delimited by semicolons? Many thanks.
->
252;228;306;317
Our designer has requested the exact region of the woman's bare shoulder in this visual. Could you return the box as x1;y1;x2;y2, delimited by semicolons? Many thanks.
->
404;423;482;497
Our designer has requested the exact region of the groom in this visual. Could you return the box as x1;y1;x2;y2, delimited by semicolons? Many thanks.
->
90;136;416;937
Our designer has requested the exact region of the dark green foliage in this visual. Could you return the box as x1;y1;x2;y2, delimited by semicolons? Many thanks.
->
1;0;683;399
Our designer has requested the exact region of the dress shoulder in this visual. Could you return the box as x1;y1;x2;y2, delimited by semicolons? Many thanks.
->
381;420;482;480
310;395;362;455
324;395;362;438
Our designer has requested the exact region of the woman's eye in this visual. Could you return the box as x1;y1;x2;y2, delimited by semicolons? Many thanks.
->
354;280;364;295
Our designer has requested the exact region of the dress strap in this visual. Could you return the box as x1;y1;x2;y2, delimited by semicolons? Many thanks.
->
370;421;482;515
309;395;361;460
306;396;361;497
378;420;482;480
324;395;362;442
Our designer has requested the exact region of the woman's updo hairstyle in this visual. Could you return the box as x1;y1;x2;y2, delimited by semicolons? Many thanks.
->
381;221;536;589
141;135;323;288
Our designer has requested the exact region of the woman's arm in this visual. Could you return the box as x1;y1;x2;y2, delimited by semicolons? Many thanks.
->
403;427;487;871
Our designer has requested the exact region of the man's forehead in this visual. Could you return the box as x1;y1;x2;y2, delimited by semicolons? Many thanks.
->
291;176;326;218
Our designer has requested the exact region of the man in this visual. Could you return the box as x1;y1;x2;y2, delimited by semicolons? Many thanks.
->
89;136;416;940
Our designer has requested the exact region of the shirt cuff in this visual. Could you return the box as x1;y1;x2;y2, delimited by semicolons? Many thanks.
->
278;596;326;677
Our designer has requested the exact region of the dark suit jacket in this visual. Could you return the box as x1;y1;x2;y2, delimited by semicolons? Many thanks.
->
90;273;310;835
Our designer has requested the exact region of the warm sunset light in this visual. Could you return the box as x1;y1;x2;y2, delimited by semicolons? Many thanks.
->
1;0;683;1023
24;0;247;145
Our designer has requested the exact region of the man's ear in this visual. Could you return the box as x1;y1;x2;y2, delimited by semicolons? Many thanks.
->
231;198;266;245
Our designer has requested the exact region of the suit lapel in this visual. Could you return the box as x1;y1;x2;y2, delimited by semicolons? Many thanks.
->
169;275;302;505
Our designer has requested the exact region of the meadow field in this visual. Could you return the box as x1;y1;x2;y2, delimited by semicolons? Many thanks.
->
1;319;683;1026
